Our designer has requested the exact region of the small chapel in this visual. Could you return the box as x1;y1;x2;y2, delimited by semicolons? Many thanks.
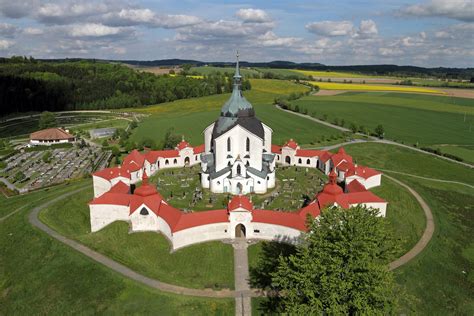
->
200;54;276;194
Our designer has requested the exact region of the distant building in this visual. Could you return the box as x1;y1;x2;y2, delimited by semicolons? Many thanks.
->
89;128;116;139
29;128;75;146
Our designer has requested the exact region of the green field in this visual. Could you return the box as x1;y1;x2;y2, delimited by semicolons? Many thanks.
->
0;180;234;314
130;79;342;146
191;66;260;77
39;186;235;290
293;92;474;147
432;145;474;164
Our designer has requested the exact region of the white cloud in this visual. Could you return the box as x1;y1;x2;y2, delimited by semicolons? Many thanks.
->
236;8;271;23
23;27;44;35
257;31;301;47
399;0;474;22
306;20;354;36
0;39;14;50
353;19;378;39
0;23;18;38
68;23;129;37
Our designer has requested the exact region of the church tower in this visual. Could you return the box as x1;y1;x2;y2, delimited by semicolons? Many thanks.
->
200;52;276;194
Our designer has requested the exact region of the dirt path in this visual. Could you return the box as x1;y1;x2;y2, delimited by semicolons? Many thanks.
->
384;175;435;271
378;169;474;189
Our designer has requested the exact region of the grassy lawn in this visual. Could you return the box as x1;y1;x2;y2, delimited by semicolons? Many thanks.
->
254;67;308;79
432;144;474;164
39;186;235;290
293;92;474;146
0;181;234;314
69;118;130;132
308;81;444;94
394;178;474;314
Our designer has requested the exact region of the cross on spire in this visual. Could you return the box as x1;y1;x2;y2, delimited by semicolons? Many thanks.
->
234;50;241;80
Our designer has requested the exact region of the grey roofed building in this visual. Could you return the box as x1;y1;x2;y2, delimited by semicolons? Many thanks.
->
89;128;116;139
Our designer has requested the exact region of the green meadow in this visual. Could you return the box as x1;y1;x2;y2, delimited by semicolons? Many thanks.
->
0;180;234;314
130;79;342;146
293;92;474;147
39;186;235;290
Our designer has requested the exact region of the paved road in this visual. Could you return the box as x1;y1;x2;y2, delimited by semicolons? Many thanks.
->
234;240;251;316
384;175;435;271
276;104;473;169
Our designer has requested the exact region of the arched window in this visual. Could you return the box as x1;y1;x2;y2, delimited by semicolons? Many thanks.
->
228;161;231;166
165;159;169;165
246;137;250;152
173;158;177;164
298;158;302;164
237;165;241;175
227;137;231;152
246;161;249;167
307;159;310;165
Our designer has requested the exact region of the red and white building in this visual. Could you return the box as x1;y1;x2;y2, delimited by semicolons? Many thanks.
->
89;57;387;249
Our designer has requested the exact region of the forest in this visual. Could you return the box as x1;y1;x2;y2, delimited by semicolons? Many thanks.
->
0;57;250;116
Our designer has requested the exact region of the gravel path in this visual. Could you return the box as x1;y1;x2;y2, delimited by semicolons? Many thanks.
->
233;240;251;316
384;175;435;271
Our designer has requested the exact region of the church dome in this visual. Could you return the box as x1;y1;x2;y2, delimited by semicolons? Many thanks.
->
211;53;264;142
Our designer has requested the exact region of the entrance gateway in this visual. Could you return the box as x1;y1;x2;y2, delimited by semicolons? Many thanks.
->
235;224;246;238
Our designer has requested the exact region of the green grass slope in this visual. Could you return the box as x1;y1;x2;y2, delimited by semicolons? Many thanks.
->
294;92;474;146
0;182;233;314
39;187;235;290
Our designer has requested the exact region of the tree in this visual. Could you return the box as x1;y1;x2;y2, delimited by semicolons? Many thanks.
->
349;123;358;133
42;151;52;163
271;206;399;314
374;124;385;138
38;111;57;129
162;128;181;149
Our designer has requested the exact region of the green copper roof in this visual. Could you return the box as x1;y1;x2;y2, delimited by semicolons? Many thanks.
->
220;52;253;117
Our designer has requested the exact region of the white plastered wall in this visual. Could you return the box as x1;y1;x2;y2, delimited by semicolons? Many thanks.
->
89;204;129;232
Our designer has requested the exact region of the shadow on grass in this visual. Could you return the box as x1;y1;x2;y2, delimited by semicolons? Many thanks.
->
249;240;296;314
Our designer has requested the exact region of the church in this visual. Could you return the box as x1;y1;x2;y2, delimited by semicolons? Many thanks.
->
200;55;276;195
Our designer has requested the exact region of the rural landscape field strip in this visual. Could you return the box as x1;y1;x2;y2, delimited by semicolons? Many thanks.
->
307;81;445;94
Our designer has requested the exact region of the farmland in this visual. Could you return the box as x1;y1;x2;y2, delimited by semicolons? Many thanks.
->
191;66;260;77
292;92;474;147
308;81;445;94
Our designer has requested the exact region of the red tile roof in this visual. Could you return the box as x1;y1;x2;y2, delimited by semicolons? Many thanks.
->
157;150;180;158
271;145;282;154
93;167;131;181
296;149;324;157
283;139;299;150
346;179;366;193
346;165;381;180
109;181;130;194
174;210;229;232
89;192;131;206
319;151;332;163
331;147;353;167
30;128;74;141
253;209;307;231
228;195;253;211
176;140;190;151
193;144;205;154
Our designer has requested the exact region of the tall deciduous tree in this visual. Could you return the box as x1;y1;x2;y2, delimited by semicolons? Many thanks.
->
271;205;399;314
38;111;57;129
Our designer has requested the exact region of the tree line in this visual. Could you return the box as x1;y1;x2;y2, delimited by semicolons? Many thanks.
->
0;56;250;116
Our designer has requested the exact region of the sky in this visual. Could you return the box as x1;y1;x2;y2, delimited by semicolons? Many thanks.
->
0;0;473;67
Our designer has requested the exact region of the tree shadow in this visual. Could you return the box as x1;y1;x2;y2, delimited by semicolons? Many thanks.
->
249;237;297;314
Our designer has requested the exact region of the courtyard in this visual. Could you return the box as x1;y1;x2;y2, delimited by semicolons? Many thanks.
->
149;165;327;212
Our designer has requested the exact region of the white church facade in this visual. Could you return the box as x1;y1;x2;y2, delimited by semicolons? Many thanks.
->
200;58;275;195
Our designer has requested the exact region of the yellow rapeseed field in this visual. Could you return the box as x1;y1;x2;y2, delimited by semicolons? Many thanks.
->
307;81;445;94
295;70;375;78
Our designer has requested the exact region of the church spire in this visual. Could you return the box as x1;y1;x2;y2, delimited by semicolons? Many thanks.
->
234;50;241;81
